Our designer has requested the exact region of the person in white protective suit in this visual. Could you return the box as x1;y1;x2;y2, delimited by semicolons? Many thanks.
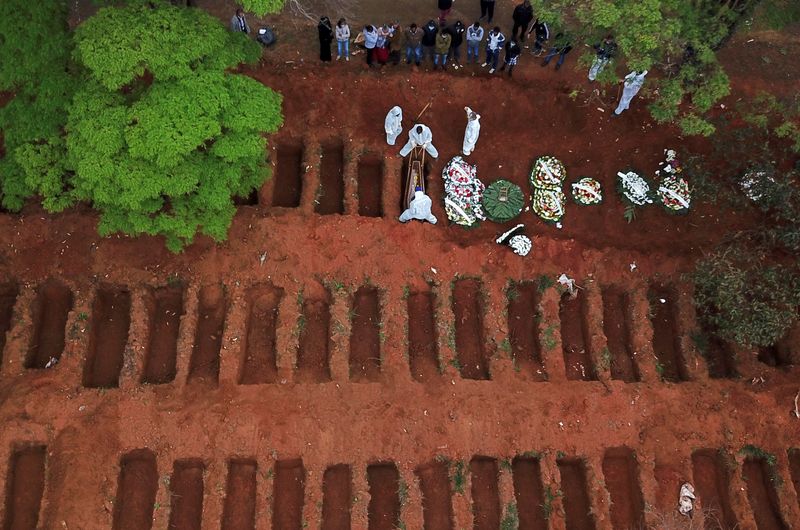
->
384;106;403;145
398;124;439;158
462;106;481;156
614;70;648;115
399;188;438;224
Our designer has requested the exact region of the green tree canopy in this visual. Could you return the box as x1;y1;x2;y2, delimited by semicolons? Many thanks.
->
60;2;283;250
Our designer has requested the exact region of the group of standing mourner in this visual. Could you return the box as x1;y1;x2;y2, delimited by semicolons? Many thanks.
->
305;1;648;114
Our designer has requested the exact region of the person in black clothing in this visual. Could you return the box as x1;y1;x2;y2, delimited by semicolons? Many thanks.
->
438;0;454;26
499;38;521;76
421;20;439;65
318;16;333;62
528;18;549;56
446;20;466;68
479;0;496;24
540;32;571;70
511;1;533;42
588;34;616;81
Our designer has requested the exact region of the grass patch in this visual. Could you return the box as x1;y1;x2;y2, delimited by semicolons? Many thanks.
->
500;502;519;530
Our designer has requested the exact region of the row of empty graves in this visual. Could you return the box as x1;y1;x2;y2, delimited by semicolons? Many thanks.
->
6;445;800;529
0;278;798;386
258;139;423;218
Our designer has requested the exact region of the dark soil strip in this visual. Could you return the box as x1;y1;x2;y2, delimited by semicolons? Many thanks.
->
272;142;303;208
0;282;19;363
167;459;204;530
691;449;737;529
790;449;800;510
273;459;305;530
222;459;257;530
470;457;500;530
407;291;440;382
367;463;400;530
416;461;454;530
188;285;227;385
557;458;596;530
511;456;547;530
349;286;381;382
648;285;689;382
315;141;345;215
142;285;185;384
25;280;73;369
358;157;384;217
452;279;489;380
112;449;158;530
233;189;259;206
742;458;788;530
3;445;46;530
295;295;332;383
602;447;645;529
322;464;352;530
559;292;597;381
706;335;737;379
757;344;792;368
507;282;547;381
601;287;639;382
240;285;283;385
83;286;131;388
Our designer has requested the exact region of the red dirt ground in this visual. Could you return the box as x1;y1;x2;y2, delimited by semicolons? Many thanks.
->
1;2;800;529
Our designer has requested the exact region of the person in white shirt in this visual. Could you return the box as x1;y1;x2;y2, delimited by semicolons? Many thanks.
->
462;107;481;156
614;70;648;115
335;19;351;60
466;21;484;63
400;188;438;224
399;124;439;159
384;106;403;145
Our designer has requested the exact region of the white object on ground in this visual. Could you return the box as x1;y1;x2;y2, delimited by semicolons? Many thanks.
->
678;483;695;516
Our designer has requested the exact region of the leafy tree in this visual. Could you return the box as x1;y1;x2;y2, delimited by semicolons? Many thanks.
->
0;0;76;210
54;2;283;251
692;247;800;348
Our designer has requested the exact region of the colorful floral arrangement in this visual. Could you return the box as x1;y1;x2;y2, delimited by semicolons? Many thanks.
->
571;177;603;206
530;156;567;190
617;170;654;207
530;156;567;223
443;156;486;226
655;149;691;214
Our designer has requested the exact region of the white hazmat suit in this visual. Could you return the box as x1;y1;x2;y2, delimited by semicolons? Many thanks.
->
614;70;648;115
384;106;403;145
399;190;438;224
399;124;439;158
462;107;481;156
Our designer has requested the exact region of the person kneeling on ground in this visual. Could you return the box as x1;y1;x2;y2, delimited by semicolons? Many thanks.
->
400;187;438;224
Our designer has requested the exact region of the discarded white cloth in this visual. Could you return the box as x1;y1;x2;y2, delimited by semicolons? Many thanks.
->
614;70;648;115
384;106;403;146
462;106;481;156
678;483;695;516
399;123;439;158
588;57;609;81
557;273;577;296
399;190;438;224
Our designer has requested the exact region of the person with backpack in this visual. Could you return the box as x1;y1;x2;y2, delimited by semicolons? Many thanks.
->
434;30;452;70
588;34;616;81
421;20;439;65
335;19;351;61
446;21;466;69
540;32;572;70
482;26;505;74
466;21;484;63
511;0;534;42
404;23;423;66
528;18;549;56
499;38;521;76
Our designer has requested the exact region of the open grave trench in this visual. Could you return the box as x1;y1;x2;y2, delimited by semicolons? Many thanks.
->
0;275;797;387
3;441;800;529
